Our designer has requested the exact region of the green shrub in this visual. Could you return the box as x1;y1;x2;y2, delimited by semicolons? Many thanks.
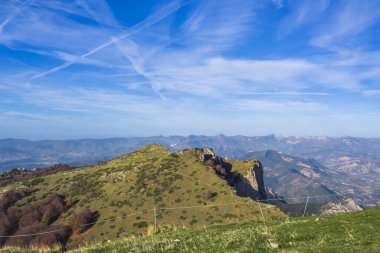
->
169;153;179;159
22;177;45;187
189;218;198;225
40;214;50;224
133;221;149;228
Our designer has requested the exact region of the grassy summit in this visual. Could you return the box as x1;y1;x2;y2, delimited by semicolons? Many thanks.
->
1;144;284;248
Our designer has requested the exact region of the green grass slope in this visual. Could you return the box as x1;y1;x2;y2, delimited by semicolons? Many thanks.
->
1;144;284;248
3;208;379;253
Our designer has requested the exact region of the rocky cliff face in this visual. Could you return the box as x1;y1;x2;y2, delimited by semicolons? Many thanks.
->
241;150;341;204
320;198;363;215
252;161;267;200
197;147;267;200
232;162;268;200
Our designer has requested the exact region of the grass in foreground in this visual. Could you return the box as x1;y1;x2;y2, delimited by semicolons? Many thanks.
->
2;208;379;253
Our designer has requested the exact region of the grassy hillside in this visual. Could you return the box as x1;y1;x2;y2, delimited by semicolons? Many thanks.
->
0;144;284;248
3;207;379;252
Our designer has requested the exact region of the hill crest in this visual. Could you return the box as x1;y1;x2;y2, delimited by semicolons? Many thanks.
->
0;145;284;249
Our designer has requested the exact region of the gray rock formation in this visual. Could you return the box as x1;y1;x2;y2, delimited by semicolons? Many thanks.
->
197;147;267;200
253;161;267;200
320;198;363;215
196;147;216;162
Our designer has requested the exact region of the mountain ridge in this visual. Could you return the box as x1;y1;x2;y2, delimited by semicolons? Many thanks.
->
0;144;285;249
1;135;379;206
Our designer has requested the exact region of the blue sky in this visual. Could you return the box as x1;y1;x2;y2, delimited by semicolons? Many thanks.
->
0;0;380;139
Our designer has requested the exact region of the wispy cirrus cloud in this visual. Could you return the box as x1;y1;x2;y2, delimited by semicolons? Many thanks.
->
278;0;330;38
0;0;103;51
277;0;380;52
235;92;330;96
29;0;187;81
236;100;328;112
181;0;257;49
362;90;380;96
4;0;367;97
0;0;35;35
1;0;377;97
0;0;380;138
124;55;363;97
310;0;380;51
1;110;66;121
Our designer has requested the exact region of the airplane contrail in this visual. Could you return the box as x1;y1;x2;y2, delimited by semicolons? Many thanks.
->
0;0;35;35
30;0;188;81
237;92;331;96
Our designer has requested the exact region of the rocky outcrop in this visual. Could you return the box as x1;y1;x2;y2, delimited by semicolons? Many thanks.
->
197;147;267;200
196;147;231;179
232;162;267;200
197;147;216;162
253;161;267;200
319;198;363;216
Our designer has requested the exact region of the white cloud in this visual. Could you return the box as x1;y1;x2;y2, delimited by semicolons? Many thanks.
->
278;0;330;38
3;0;368;97
28;0;187;81
0;0;379;138
130;55;363;96
362;90;380;96
235;92;330;96
76;0;120;28
0;0;35;35
181;0;257;49
310;0;380;50
333;50;380;67
1;110;66;121
236;100;328;112
0;1;107;52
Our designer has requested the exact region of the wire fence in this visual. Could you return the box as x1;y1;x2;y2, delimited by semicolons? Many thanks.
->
0;161;365;240
0;190;361;239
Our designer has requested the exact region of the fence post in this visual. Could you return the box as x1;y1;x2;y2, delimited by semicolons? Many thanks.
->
256;197;270;239
302;195;309;217
154;206;157;233
256;197;266;224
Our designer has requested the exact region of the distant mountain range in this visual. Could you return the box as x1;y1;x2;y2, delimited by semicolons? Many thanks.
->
239;150;380;207
1;135;379;206
239;150;341;204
